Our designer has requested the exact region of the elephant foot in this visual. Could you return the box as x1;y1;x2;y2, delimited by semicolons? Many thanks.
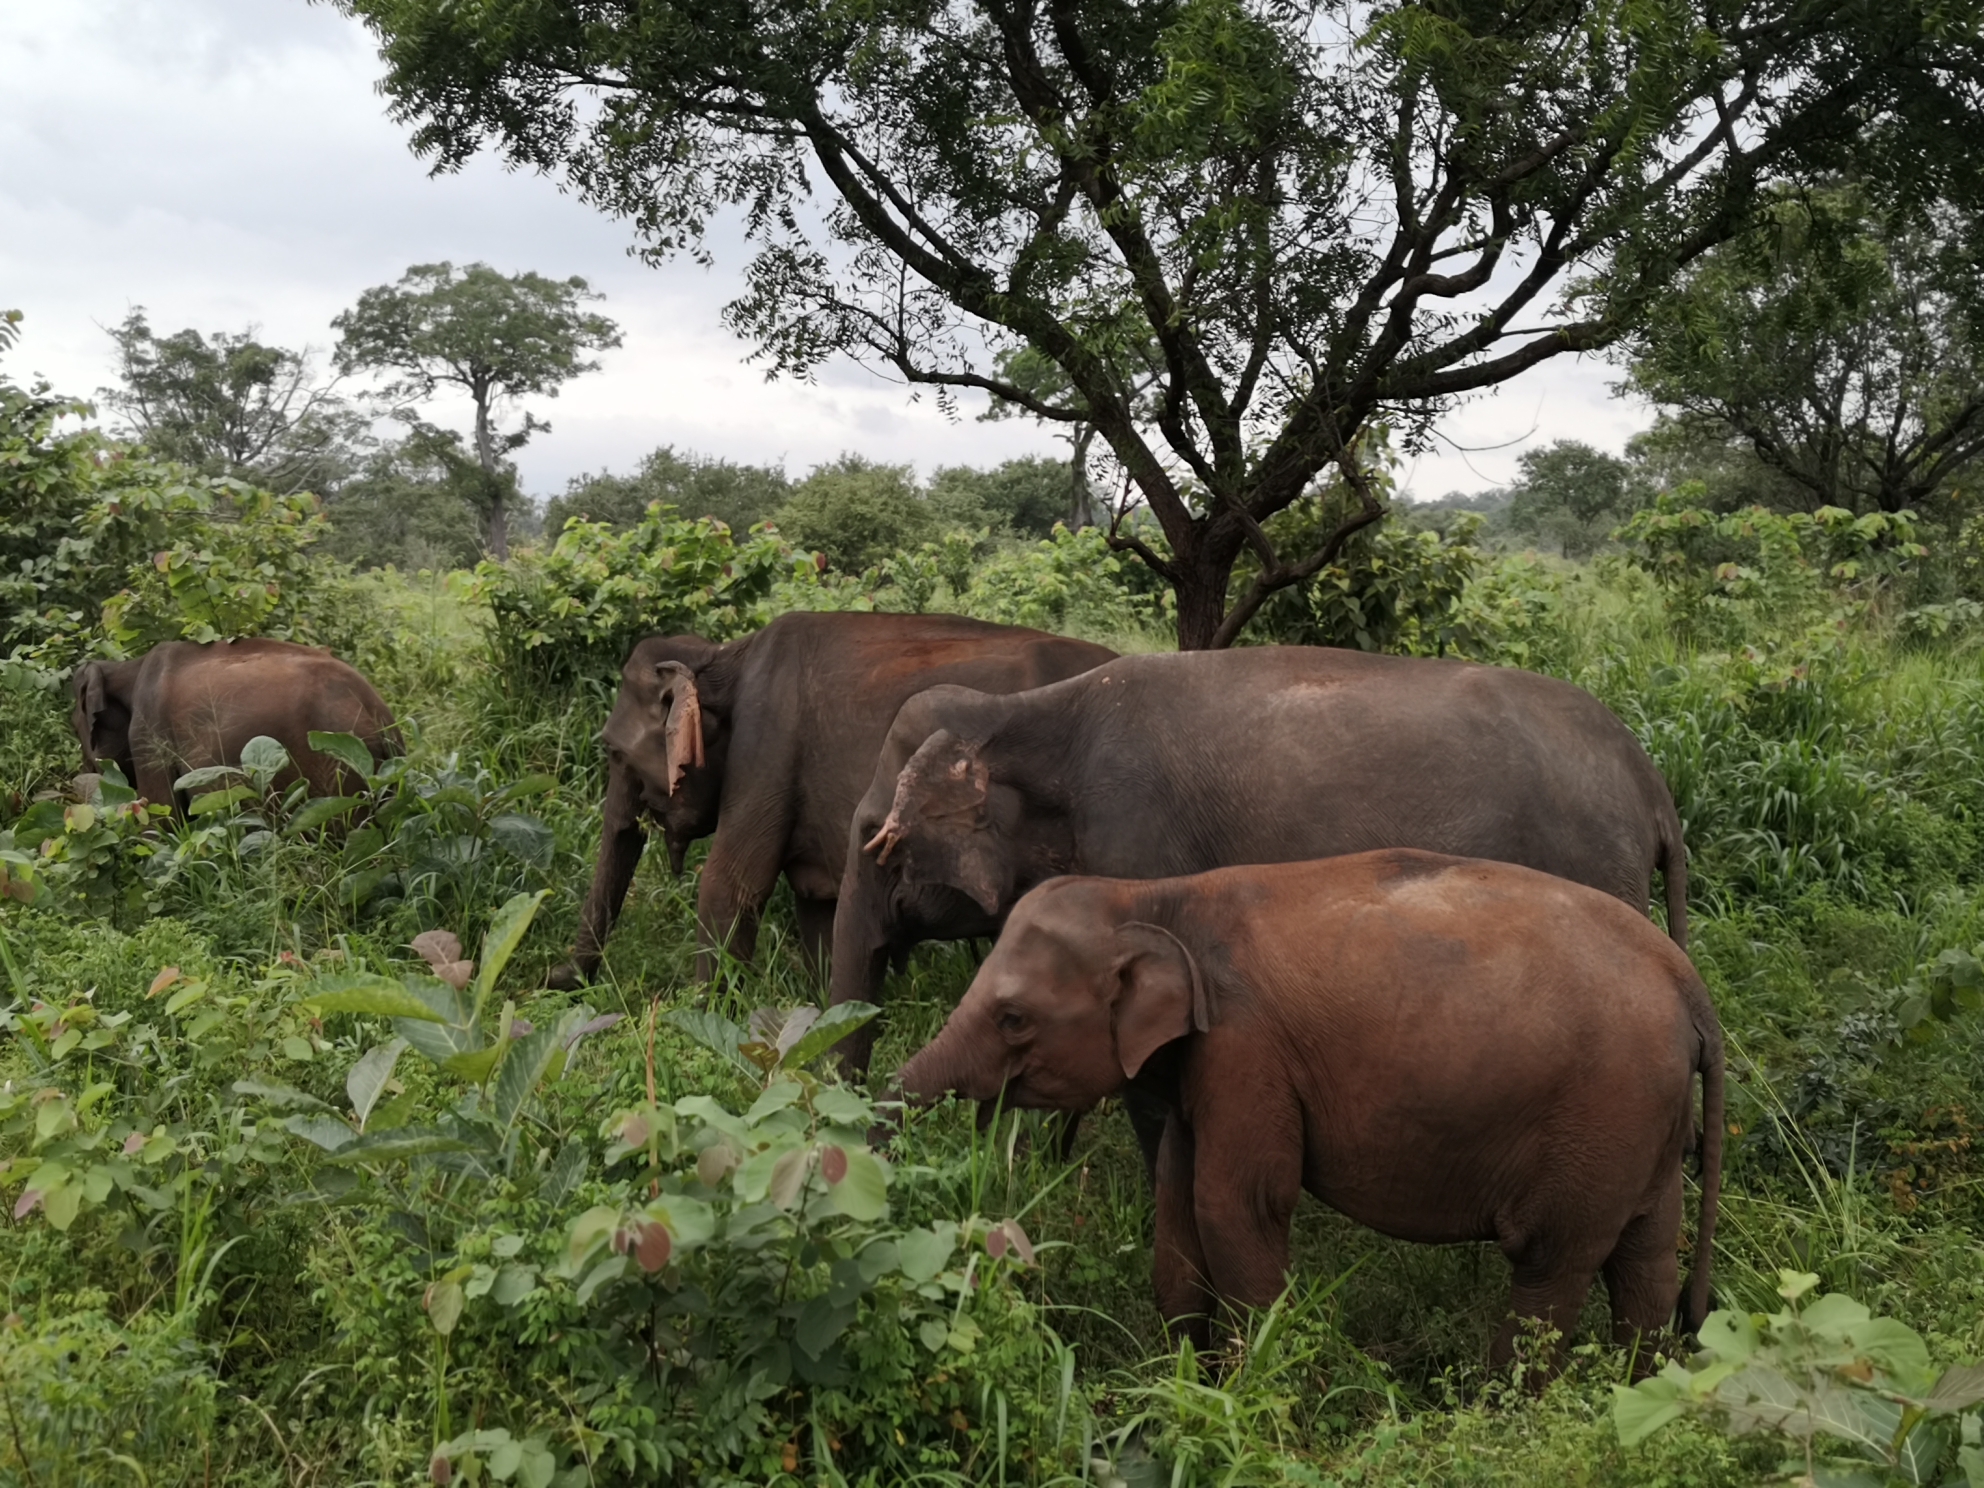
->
545;961;588;992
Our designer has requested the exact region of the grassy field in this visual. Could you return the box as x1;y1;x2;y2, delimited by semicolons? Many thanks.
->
4;551;1983;1487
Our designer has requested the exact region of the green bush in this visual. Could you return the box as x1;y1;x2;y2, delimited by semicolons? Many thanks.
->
472;504;816;692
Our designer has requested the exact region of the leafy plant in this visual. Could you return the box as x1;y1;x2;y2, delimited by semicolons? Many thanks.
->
1615;1272;1984;1486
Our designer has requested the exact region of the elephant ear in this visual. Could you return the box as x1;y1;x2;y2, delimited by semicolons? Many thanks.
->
654;661;706;795
1113;920;1209;1079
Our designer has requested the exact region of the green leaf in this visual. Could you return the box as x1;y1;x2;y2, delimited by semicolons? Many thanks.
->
472;891;547;1024
811;1085;874;1127
289;794;365;833
493;773;557;802
346;1038;409;1129
283;1113;356;1152
515;1442;555;1488
1922;1363;1984;1413
494;1023;565;1129
918;1318;949;1353
321;1126;472;1165
795;1295;857;1359
489;812;555;868
1957;1445;1984;1488
780;1001;880;1069
426;1278;463;1336
665;1008;756;1074
1696;1308;1760;1363
1612;1380;1686;1447
826;1146;887;1221
189;785;254;816
492;1264;538;1307
232;1079;332;1111
647;1195;714;1249
898;1225;954;1285
307;730;377;781
173;764;242;792
239;735;291;781
303;974;450;1023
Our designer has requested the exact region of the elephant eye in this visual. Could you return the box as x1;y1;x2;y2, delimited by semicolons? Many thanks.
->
996;1009;1028;1036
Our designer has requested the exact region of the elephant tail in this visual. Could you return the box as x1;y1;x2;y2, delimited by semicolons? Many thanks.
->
1682;996;1725;1335
1658;815;1689;951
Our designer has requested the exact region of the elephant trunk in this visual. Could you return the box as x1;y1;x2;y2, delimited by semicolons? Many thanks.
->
897;1007;1006;1107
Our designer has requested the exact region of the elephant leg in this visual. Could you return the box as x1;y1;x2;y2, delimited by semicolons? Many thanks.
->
1189;1110;1302;1328
1602;1170;1683;1368
551;763;647;990
794;895;836;980
1490;1222;1607;1372
1151;1110;1215;1353
1123;1084;1170;1189
694;822;785;982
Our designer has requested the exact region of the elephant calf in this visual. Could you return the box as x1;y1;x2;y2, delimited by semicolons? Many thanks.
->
70;639;398;810
898;850;1724;1366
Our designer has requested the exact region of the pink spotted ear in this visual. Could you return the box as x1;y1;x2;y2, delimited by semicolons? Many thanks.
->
654;662;705;794
865;730;989;870
1112;921;1208;1078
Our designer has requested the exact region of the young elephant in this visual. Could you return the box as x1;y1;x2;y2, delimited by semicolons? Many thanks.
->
897;851;1724;1365
70;639;398;811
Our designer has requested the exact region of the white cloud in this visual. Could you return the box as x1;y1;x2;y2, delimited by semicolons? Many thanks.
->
1;0;1649;501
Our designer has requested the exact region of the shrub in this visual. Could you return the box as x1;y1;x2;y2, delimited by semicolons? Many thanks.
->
472;504;816;692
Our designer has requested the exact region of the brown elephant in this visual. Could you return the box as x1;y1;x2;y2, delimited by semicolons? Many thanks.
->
830;646;1688;1074
898;851;1725;1366
547;611;1114;989
69;638;399;810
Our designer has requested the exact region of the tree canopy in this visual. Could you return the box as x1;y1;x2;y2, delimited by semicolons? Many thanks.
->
1621;186;1984;515
1504;440;1650;559
341;0;1984;646
333;262;621;559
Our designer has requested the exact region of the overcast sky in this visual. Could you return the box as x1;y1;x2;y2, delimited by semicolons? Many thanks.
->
1;0;1654;504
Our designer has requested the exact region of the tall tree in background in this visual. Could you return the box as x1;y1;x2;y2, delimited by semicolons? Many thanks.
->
1503;441;1650;559
332;262;621;559
340;0;1983;647
1621;187;1984;515
99;309;363;494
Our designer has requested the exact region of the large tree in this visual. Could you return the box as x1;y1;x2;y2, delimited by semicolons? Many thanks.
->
100;309;363;495
332;262;621;559
1503;440;1649;559
1620;186;1984;515
340;0;1984;646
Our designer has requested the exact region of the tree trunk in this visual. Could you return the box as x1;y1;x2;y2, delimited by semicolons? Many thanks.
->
1171;550;1235;651
1068;424;1096;531
472;384;509;561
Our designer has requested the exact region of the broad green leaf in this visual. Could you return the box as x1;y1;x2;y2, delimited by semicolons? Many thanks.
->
307;730;377;781
42;1177;83;1231
1696;1308;1760;1363
827;1146;887;1221
289;795;365;833
515;1442;555;1488
541;1138;587;1209
780;1001;880;1070
1957;1445;1984;1488
812;1085;874;1127
1612;1380;1685;1446
239;735;291;781
1802;1292;1874;1338
321;1126;472;1165
795;1295;856;1359
303;974;450;1023
898;1225;954;1285
744;1081;803;1126
646;1195;714;1249
665;1008;756;1074
918;1318;948;1353
493;773;557;801
442;1045;503;1083
472;891;547;1024
233;1079;332;1112
489;812;555;868
491;1264;538;1307
283;1113;355;1152
173;764;242;792
566;1205;620;1265
426;1277;463;1335
189;785;254;816
346;1038;408;1129
1844;1316;1932;1385
494;1023;566;1129
768;1146;809;1209
1923;1363;1984;1413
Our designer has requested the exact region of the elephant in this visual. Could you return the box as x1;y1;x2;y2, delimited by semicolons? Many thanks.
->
547;611;1114;989
897;851;1725;1366
829;646;1688;1074
69;638;399;810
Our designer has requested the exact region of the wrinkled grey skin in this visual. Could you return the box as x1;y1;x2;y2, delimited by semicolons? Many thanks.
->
548;611;1114;989
831;647;1687;1073
69;639;398;811
897;854;1723;1368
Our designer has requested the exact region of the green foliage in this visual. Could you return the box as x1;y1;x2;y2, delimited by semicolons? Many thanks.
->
333;262;622;559
1503;441;1652;560
544;445;792;536
98;307;365;496
929;457;1077;540
473;503;816;691
1615;1272;1984;1486
319;418;491;572
962;525;1174;638
773;455;938;574
1622;185;1984;515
